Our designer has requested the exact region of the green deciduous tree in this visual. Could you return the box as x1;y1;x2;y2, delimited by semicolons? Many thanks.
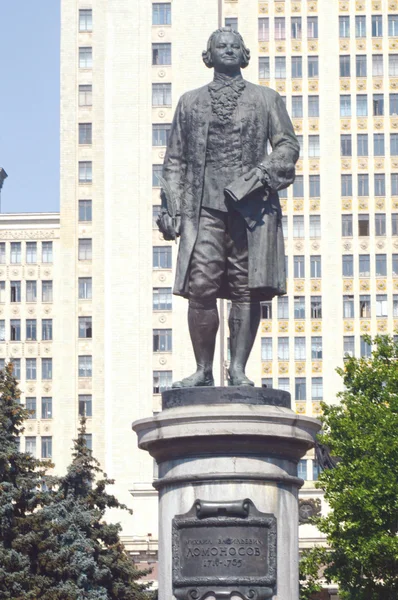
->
302;335;398;600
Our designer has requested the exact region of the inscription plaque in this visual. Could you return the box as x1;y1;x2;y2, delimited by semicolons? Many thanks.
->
172;499;277;600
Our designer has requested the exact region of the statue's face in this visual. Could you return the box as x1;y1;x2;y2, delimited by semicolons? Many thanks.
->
210;31;243;73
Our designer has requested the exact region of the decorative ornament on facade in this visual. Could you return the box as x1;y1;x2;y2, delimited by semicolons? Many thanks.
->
360;320;371;332
310;199;320;211
376;279;387;291
339;40;349;51
359;279;370;291
295;321;305;333
298;498;321;524
275;2;284;13
308;1;317;12
343;320;354;332
311;321;322;333
157;29;165;37
159;314;167;324
356;40;366;50
311;241;320;251
278;362;289;374
295;362;305;374
159;273;166;282
262;362;272;374
343;279;353;292
376;241;385;250
158;151;165;159
359;199;369;210
294;200;304;212
259;3;269;14
358;158;368;169
294;280;304;292
291;2;301;12
278;321;288;333
158;69;166;78
390;39;398;50
373;79;383;90
339;1;349;11
311;280;321;292
377;320;388;332
158;110;166;118
262;322;272;333
292;41;301;51
356;79;366;91
343;242;352;251
312;362;322;373
340;79;350;91
159;357;167;365
295;402;306;414
308;80;319;92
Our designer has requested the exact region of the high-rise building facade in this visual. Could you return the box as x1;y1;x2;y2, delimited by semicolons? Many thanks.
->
57;0;398;580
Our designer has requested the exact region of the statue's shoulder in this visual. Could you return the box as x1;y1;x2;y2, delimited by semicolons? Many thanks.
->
245;80;279;102
178;84;209;107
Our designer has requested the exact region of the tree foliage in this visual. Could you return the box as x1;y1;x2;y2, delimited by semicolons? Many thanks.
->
302;335;398;600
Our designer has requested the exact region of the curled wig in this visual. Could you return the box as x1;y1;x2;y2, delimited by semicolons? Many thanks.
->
202;27;251;69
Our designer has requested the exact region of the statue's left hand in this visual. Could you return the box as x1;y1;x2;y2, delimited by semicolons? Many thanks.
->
243;167;264;185
157;211;181;241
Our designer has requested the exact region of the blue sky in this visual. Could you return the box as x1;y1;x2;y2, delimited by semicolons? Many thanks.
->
0;1;60;214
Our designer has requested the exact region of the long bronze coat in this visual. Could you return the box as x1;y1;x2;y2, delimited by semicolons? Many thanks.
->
162;80;300;300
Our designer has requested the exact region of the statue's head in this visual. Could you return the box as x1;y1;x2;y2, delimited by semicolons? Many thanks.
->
202;27;250;73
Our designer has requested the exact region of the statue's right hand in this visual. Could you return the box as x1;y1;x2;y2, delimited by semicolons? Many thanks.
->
156;211;181;241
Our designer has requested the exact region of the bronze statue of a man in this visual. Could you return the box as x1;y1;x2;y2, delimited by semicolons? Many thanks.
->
158;27;299;388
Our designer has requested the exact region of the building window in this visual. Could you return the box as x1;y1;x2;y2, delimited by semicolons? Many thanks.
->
310;296;322;319
79;394;92;417
153;205;161;229
153;370;172;393
26;358;37;380
359;254;370;277
356;94;368;116
373;94;384;116
293;175;304;197
42;281;53;303
298;459;307;479
26;319;37;341
392;173;398;196
294;337;306;360
261;338;273;361
311;336;323;359
41;436;52;459
153;246;172;269
389;14;398;36
152;83;172;106
359;295;371;318
275;17;286;40
26;242;37;263
79;199;92;222
79;84;92;107
152;164;163;187
277;296;289;319
391;133;398;156
308;56;319;78
261;301;272;319
275;57;286;79
344;336;355;358
342;214;353;237
358;174;369;196
258;18;269;42
79;9;92;31
372;54;383;77
152;43;171;65
343;295;354;318
294;256;305;278
357;133;368;156
292;96;303;118
79;277;92;299
225;17;238;29
42;358;52;380
257;57;270;80
25;436;36;456
281;216;288;238
355;15;366;37
293;216;304;238
10;359;20;379
374;174;385;196
340;95;351;117
0;320;5;342
78;239;92;260
358;214;369;236
360;336;372;358
79;47;92;69
10;319;21;341
389;55;398;77
308;96;319;117
79;316;92;339
261;378;273;389
78;355;92;378
394;254;398;276
310;256;321;278
372;14;383;37
339;15;350;37
394;295;398;317
79;161;92;183
278;378;290;392
26;397;36;419
375;213;386;236
152;123;171;146
376;254;387;277
356;55;367;77
295;378;306;400
152;3;171;25
294;296;305;319
392;214;398;235
153;328;172;352
278;338;289;360
10;281;21;303
343;255;354;277
79;123;92;145
340;55;351;78
41;397;52;419
10;242;21;264
291;56;302;78
153;287;172;310
341;174;352;196
309;136;320;157
291;16;302;39
26;281;37;302
0;282;4;304
376;294;388;317
307;16;318;38
341;134;352;156
42;319;53;341
312;377;323;400
42;241;53;263
0;243;5;264
309;215;321;237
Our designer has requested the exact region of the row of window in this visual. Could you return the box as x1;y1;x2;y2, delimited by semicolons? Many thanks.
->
260;55;319;79
0;241;53;264
342;213;398;237
343;294;397;318
265;296;322;319
24;394;92;419
81;5;172;31
289;95;319;117
261;336;323;360
340;93;398;117
339;14;398;38
8;358;52;380
6;280;53;303
1;319;52;342
24;433;92;459
258;16;319;41
341;173;398;197
297;458;321;482
340;133;398;156
340;54;398;79
342;253;398;277
281;216;321;238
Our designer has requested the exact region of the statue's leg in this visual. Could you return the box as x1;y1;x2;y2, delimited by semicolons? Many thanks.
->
172;208;226;388
227;209;261;386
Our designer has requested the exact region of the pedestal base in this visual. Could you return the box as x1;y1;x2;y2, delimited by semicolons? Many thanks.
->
133;387;320;600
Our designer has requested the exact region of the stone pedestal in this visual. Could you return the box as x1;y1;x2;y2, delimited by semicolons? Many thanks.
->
133;387;320;600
